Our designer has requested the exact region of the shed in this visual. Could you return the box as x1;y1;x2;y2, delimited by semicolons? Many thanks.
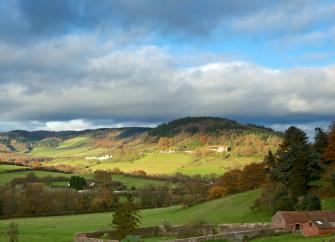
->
271;211;335;235
302;220;335;236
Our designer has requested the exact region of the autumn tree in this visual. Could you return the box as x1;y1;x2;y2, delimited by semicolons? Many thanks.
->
94;170;113;187
158;137;169;149
324;122;335;163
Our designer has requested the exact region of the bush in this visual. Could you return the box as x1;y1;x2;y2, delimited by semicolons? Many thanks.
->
69;176;87;190
271;192;294;212
6;222;19;242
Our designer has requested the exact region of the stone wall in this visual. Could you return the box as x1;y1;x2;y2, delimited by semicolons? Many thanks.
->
74;224;280;242
163;228;282;242
75;233;118;242
218;223;272;233
74;225;214;242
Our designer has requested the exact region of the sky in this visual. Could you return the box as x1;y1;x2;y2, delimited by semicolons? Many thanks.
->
0;0;334;138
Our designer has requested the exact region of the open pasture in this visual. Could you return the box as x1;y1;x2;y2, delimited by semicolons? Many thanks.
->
0;190;269;242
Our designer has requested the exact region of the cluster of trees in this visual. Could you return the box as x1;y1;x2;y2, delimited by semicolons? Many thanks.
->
0;168;212;219
137;179;208;209
0;171;117;218
148;116;277;137
254;123;335;213
208;163;266;200
0;183;116;218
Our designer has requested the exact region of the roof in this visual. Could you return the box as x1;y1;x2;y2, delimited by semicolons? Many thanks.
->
275;211;335;224
310;219;335;229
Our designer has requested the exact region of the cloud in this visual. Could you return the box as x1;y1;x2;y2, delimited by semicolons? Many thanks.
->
0;34;334;131
232;1;335;34
0;0;310;43
270;121;331;140
40;119;92;131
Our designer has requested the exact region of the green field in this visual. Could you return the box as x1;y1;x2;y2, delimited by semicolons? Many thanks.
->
0;190;269;242
111;174;167;189
0;166;170;189
0;164;29;171
251;234;335;242
28;136;262;176
90;153;260;176
30;136;108;158
0;170;74;185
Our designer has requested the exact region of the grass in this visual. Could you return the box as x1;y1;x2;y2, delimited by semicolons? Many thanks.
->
111;174;167;189
0;190;268;242
91;153;193;175
322;197;335;210
0;165;171;189
0;164;29;171
0;170;74;185
143;235;177;242
251;233;335;242
30;136;107;158
90;153;261;176
29;136;262;176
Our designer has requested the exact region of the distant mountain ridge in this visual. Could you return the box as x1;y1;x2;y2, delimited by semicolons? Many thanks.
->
0;116;281;142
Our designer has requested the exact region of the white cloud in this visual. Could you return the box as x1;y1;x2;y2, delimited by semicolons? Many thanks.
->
0;34;334;130
41;119;92;131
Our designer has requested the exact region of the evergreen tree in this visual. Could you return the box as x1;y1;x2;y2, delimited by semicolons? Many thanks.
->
273;127;321;200
69;176;87;190
112;195;141;240
314;127;328;155
314;127;328;164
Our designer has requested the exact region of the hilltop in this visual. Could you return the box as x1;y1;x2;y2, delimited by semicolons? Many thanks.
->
0;117;282;176
148;116;279;137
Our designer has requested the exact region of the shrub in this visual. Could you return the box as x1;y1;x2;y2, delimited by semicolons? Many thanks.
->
5;222;19;242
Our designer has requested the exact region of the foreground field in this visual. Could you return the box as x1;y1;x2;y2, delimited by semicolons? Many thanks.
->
0;190;270;242
251;234;335;242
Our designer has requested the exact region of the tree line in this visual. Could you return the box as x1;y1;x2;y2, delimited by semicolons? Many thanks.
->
254;122;335;212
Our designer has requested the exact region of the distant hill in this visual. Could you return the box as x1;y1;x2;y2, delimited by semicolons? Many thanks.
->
148;116;280;137
0;117;282;175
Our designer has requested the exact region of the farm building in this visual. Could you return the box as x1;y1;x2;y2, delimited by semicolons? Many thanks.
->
302;220;335;236
271;211;335;236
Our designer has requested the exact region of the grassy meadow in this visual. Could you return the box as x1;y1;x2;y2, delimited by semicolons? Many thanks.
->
251;234;335;242
27;135;263;176
0;190;269;242
0;164;170;189
0;170;73;185
30;136;108;158
0;164;30;171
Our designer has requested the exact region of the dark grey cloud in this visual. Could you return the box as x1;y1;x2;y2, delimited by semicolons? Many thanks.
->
0;0;278;42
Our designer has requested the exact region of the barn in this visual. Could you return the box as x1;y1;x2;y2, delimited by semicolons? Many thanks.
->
271;211;335;236
302;219;335;236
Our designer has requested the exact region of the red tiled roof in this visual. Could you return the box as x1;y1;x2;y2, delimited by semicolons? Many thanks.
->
276;211;335;224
